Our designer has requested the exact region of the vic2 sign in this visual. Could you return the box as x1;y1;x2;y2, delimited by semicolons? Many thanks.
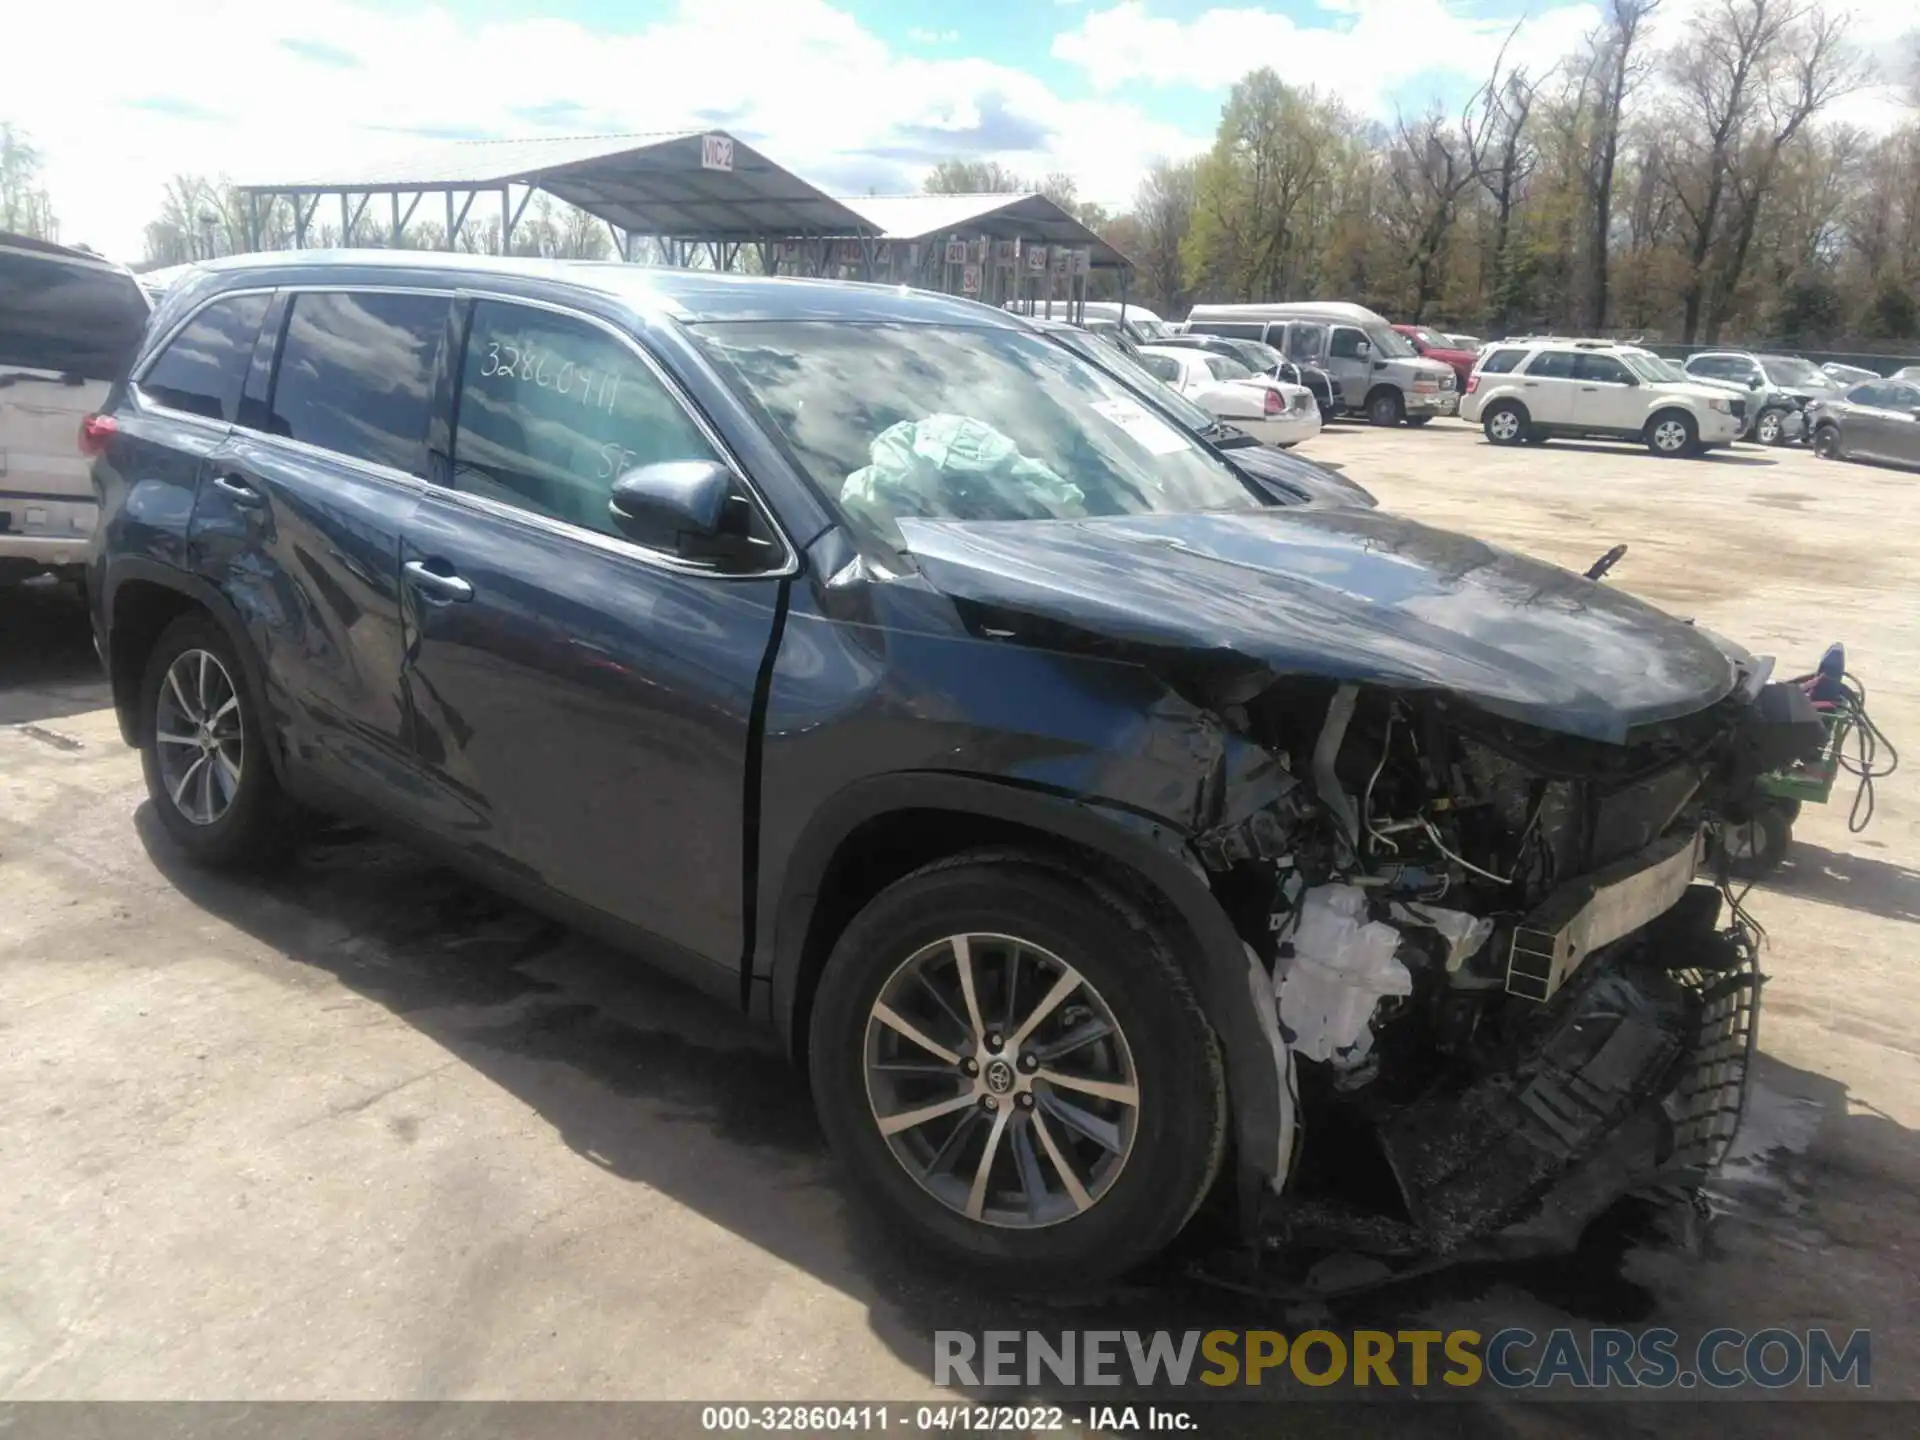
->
701;134;735;172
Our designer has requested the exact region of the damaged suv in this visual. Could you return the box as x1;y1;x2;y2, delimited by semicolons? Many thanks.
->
91;256;1801;1286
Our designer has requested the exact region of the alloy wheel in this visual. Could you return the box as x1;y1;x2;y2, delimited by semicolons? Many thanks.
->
1756;410;1781;445
1814;427;1840;460
153;649;245;826
1488;409;1521;442
1653;419;1690;453
863;932;1139;1229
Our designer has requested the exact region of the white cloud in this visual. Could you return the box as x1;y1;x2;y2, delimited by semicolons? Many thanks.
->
6;0;1201;261
1053;0;1604;113
907;27;961;45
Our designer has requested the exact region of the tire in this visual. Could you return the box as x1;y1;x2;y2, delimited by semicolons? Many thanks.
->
1753;407;1787;446
138;611;295;868
1523;430;1552;445
808;852;1227;1288
1645;409;1699;458
1367;388;1405;427
1483;401;1528;446
1716;806;1793;881
1812;424;1842;461
1405;414;1434;427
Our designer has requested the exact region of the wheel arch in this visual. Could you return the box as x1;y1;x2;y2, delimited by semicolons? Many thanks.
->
102;561;284;781
765;773;1283;1195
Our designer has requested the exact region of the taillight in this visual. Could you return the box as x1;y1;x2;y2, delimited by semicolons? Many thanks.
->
1466;375;1480;394
79;413;118;458
1263;388;1282;415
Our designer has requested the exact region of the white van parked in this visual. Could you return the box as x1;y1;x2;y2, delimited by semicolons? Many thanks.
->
1182;301;1457;426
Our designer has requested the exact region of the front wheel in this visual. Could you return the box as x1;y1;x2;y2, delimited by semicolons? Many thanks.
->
1646;410;1699;458
1753;407;1787;446
808;854;1226;1287
1367;389;1405;427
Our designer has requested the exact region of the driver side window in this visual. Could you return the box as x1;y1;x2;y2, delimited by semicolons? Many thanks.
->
1328;327;1366;360
451;300;719;540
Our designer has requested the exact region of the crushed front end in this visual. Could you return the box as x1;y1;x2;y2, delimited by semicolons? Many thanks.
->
1193;672;1801;1263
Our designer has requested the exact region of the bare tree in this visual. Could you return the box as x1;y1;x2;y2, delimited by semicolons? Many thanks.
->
1476;66;1542;329
1581;0;1662;329
922;159;1029;194
0;123;57;239
1129;157;1197;314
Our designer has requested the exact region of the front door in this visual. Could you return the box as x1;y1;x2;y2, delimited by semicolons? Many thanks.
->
1571;351;1643;432
400;296;786;979
1324;325;1370;409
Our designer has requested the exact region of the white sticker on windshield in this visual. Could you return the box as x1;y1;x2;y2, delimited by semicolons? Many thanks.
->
1090;398;1188;456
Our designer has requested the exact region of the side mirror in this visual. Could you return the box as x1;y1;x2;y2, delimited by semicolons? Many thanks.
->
608;460;748;559
1747;376;1763;390
1353;340;1371;359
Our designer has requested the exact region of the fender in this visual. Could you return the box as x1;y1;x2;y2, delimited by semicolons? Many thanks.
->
100;556;287;785
763;770;1284;1189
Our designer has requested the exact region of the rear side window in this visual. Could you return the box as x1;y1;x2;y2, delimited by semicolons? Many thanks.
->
140;293;271;421
451;299;719;538
1188;322;1262;340
1523;349;1578;379
1478;347;1527;374
1282;324;1324;360
1686;355;1728;380
0;245;148;380
267;291;449;475
1885;384;1920;408
1140;353;1181;384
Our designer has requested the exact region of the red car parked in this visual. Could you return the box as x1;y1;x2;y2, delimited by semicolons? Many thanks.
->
1392;325;1477;389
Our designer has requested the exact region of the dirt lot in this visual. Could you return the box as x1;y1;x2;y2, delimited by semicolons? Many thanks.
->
2;420;1916;1425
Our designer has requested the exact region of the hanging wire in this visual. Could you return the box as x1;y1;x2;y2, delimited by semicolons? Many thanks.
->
1829;671;1898;834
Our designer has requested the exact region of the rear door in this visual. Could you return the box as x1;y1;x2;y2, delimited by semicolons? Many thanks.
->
1881;384;1920;467
1515;348;1580;425
399;294;787;980
188;286;451;804
0;242;149;562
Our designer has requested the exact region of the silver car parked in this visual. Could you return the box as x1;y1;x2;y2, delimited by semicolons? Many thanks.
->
1808;379;1920;470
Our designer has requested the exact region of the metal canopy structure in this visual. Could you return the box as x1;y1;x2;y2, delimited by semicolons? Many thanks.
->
233;130;877;264
769;192;1132;318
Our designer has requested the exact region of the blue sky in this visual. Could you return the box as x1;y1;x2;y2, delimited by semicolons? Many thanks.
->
8;0;1909;260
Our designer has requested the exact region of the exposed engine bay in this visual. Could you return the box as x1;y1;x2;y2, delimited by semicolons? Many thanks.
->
1191;673;1815;1259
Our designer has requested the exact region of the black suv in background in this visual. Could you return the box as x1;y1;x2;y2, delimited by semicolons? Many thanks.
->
90;253;1796;1284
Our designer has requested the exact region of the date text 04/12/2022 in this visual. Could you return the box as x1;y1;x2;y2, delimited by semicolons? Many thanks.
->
699;1405;1194;1431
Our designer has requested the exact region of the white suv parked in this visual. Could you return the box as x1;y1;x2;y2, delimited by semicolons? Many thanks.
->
1462;340;1744;458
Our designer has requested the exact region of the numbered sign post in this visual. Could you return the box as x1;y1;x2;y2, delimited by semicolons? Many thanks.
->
961;265;982;296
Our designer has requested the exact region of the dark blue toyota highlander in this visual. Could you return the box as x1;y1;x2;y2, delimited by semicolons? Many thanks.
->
88;252;1801;1285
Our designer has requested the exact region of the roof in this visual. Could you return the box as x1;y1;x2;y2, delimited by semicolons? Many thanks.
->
1;231;131;273
180;249;1032;327
235;131;875;242
833;193;1131;269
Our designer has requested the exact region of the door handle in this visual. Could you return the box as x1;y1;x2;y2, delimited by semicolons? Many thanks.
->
212;473;263;507
404;559;474;603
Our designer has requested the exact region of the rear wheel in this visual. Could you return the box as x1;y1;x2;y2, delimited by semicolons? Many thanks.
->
138;612;294;868
1367;388;1405;427
1812;423;1842;460
1645;410;1699;458
1483;401;1528;446
808;853;1226;1287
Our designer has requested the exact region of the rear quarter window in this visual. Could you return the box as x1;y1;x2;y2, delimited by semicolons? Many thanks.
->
139;293;271;422
0;245;149;380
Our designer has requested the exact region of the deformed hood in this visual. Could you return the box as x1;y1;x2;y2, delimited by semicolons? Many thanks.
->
896;508;1739;744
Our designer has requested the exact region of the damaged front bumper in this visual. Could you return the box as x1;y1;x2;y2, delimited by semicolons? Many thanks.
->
1252;887;1761;1267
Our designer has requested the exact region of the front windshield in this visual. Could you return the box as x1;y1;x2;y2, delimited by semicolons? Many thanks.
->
1126;318;1173;341
693;322;1264;544
1367;325;1417;358
1621;352;1678;383
1046;329;1218;433
1761;356;1830;388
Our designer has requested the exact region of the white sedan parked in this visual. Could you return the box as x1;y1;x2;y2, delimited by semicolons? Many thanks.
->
1136;345;1322;448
